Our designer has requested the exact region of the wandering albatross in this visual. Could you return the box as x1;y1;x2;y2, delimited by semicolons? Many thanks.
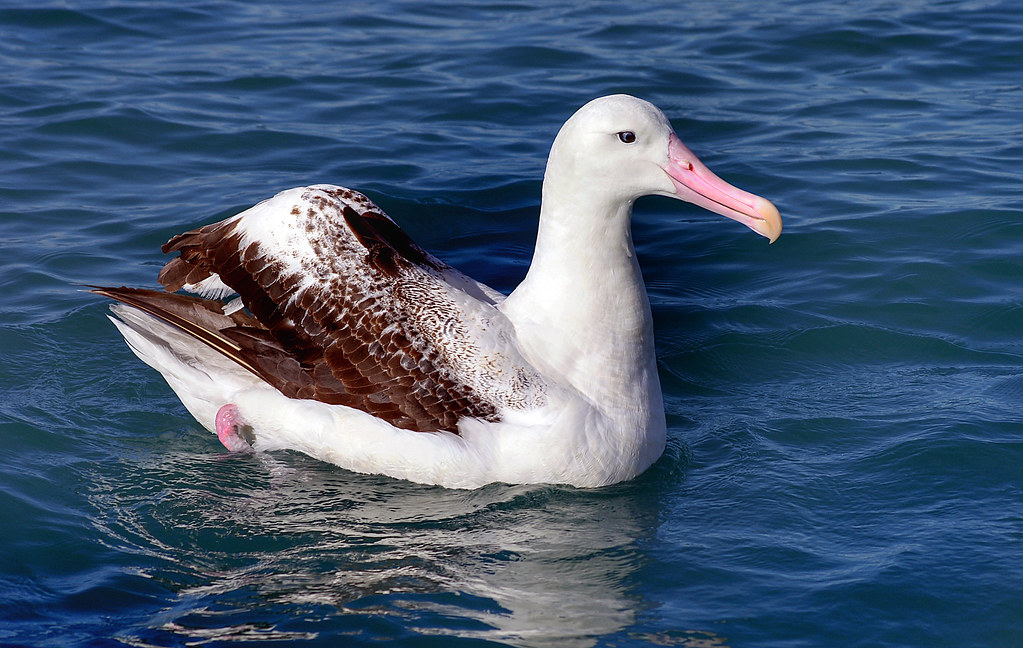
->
94;95;781;489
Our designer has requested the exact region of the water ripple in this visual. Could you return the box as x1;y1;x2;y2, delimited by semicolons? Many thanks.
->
2;1;1022;646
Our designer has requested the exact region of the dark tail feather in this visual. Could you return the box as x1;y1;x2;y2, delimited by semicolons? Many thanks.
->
92;286;359;407
90;286;266;376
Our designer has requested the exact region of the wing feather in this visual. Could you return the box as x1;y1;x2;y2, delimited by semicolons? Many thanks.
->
103;185;546;433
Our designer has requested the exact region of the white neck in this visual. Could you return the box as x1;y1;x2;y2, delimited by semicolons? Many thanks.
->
501;173;664;426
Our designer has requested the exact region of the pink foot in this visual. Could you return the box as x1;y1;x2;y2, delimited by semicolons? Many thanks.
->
215;404;254;453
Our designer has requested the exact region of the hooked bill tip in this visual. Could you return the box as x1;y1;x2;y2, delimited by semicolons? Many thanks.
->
754;197;782;243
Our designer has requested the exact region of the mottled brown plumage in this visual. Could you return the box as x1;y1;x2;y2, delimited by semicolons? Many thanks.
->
97;186;515;433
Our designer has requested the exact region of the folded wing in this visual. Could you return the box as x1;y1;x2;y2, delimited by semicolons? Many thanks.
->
99;185;546;433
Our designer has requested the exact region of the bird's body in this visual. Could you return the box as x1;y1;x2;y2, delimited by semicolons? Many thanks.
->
97;95;780;489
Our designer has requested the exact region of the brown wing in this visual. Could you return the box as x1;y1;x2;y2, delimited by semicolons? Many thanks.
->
112;185;510;433
91;285;373;407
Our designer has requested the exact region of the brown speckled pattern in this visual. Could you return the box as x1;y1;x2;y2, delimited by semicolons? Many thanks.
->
123;187;532;433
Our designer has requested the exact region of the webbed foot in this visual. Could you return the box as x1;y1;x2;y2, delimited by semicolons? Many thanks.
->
215;404;255;453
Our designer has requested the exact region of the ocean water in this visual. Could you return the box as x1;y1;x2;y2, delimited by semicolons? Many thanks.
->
1;0;1021;646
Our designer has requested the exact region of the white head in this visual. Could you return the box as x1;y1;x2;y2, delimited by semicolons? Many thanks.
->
544;94;781;242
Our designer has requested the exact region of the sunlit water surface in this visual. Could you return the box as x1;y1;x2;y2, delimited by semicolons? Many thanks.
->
1;2;1021;646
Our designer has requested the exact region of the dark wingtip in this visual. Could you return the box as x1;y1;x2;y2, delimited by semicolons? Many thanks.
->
85;284;130;298
341;204;446;277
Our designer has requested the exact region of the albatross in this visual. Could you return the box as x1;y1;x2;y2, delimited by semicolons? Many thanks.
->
94;94;781;489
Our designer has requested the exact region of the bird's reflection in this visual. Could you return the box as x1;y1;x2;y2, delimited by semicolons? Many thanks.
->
91;446;679;647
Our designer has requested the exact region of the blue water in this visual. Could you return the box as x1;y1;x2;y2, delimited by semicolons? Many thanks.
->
2;1;1021;646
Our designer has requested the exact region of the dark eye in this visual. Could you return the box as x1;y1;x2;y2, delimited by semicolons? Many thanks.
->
617;131;637;144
